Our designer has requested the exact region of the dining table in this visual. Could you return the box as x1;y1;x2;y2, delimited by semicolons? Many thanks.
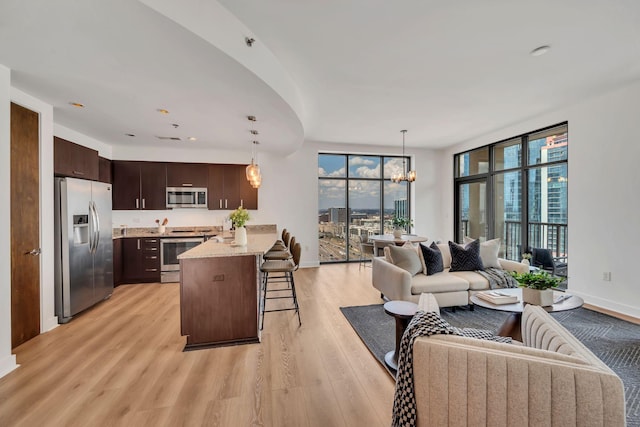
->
369;234;429;256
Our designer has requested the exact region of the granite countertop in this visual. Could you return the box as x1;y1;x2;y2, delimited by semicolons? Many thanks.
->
113;226;221;239
178;232;278;259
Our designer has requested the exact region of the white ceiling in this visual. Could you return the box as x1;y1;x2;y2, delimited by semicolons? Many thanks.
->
2;0;640;154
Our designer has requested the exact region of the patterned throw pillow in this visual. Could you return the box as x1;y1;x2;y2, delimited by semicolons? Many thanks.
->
448;239;484;272
463;236;501;269
388;244;423;276
419;242;444;275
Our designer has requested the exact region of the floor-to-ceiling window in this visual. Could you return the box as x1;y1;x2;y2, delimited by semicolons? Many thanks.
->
454;123;568;266
319;153;411;263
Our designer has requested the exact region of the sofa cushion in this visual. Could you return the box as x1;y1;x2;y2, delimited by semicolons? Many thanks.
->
387;244;423;276
410;272;469;294
449;270;490;290
419;242;444;275
449;240;484;272
436;243;452;269
464;236;502;269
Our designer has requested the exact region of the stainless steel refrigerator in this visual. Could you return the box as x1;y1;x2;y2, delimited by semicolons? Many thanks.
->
54;177;113;323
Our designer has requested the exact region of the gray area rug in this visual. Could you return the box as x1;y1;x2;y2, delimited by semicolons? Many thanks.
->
340;304;640;426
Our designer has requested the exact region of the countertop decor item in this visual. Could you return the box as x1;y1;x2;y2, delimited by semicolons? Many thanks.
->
391;215;413;238
229;206;250;246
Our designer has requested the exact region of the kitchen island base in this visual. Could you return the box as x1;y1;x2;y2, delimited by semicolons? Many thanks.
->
180;255;260;349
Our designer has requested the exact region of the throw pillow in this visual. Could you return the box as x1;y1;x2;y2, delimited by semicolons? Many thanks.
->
448;239;484;272
387;244;423;276
463;236;501;269
402;241;427;275
437;242;452;269
419;242;444;275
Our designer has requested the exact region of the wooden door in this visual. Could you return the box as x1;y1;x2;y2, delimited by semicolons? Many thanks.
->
207;164;225;210
237;164;258;209
10;102;41;348
166;162;207;188
112;161;141;210
139;162;166;210
223;165;242;210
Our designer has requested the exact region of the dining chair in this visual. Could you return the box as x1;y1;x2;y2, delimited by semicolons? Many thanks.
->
357;235;375;269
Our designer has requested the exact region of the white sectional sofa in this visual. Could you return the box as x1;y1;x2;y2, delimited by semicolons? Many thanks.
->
407;294;626;426
372;242;528;308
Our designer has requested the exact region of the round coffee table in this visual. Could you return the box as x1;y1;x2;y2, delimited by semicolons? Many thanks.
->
383;300;418;371
470;288;583;341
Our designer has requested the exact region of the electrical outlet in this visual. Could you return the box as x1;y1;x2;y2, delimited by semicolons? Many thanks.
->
602;272;612;281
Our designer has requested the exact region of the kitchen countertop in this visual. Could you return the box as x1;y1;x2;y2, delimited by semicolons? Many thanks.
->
178;232;278;259
112;226;221;239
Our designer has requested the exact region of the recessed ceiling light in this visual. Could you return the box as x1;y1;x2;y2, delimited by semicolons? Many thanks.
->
247;115;256;121
187;137;197;141
157;108;170;114
125;133;136;137
530;45;551;57
69;102;85;108
250;130;259;135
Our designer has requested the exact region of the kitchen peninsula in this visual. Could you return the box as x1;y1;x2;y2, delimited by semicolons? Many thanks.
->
177;231;277;350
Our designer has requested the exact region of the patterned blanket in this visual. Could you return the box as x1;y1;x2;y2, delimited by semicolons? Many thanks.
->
391;311;512;427
475;267;519;290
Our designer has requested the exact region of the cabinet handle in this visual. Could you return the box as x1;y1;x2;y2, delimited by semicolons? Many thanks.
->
241;199;243;207
136;198;139;209
147;256;158;259
142;199;146;209
72;170;84;176
146;239;157;243
137;239;140;250
219;199;222;209
145;268;158;272
225;199;228;209
182;183;193;187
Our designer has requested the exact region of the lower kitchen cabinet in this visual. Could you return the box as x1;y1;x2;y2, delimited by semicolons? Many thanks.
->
113;238;122;286
121;237;161;283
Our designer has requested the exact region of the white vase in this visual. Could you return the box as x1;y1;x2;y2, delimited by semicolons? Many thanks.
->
393;228;402;239
521;258;530;266
235;226;247;246
158;225;166;234
522;287;554;306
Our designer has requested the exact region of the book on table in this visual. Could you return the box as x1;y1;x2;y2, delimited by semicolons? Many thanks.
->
476;290;519;305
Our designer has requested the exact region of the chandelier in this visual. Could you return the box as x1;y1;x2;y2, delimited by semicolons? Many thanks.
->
391;130;416;183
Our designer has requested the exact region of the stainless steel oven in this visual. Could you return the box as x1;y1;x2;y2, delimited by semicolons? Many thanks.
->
160;237;204;282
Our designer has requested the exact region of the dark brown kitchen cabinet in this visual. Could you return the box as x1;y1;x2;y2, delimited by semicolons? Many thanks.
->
98;156;112;184
54;136;99;180
121;237;160;283
166;162;208;188
208;164;258;210
113;238;122;286
112;161;166;210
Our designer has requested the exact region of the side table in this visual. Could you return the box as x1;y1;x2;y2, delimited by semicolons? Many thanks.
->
383;300;418;371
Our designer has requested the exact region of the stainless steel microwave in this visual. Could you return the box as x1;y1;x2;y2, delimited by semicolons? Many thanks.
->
166;187;207;208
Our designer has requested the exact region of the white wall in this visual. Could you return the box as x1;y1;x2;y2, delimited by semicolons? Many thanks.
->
440;79;640;319
0;65;17;377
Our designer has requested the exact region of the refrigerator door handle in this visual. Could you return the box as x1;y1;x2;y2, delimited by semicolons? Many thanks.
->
88;202;95;253
93;201;101;253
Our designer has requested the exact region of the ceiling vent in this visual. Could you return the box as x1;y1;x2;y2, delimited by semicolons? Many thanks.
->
156;136;182;141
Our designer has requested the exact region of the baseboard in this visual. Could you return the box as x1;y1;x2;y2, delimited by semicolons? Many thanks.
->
583;303;640;325
0;354;18;379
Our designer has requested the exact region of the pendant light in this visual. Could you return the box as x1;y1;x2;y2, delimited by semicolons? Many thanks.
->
246;141;262;189
391;130;416;183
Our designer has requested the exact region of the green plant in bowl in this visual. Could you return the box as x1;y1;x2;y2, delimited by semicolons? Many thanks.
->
511;270;563;290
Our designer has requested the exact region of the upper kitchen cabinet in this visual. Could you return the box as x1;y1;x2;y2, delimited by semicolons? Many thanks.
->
208;164;257;210
112;161;166;210
54;136;99;181
98;156;112;184
166;163;208;188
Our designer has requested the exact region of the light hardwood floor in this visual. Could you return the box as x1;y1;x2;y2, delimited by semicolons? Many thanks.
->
0;263;395;426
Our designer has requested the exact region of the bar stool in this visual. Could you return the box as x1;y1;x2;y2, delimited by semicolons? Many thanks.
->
264;236;295;261
260;242;302;329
